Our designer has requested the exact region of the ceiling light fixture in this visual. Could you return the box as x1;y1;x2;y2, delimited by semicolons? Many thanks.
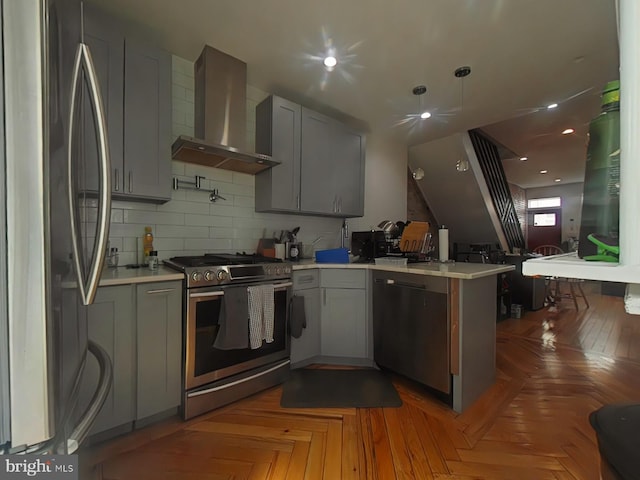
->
412;167;425;181
323;55;337;69
540;170;548;174
453;66;472;173
562;128;575;135
520;157;528;161
554;178;561;182
412;85;431;120
547;103;558;109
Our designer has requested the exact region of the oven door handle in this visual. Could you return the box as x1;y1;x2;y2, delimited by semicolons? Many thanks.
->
190;291;225;299
274;281;293;291
189;281;292;299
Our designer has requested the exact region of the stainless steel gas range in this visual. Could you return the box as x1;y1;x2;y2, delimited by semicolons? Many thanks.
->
164;254;293;419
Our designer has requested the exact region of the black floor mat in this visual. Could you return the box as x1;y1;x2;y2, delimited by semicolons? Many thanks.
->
280;368;402;408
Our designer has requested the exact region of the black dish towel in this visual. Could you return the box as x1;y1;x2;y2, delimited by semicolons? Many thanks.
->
289;295;307;338
214;286;249;349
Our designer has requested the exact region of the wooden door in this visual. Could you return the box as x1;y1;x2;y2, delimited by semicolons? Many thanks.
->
527;208;562;251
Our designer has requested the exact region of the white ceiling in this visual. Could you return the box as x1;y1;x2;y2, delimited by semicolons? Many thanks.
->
88;0;619;189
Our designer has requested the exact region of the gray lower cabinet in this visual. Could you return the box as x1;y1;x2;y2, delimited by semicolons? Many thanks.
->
291;270;321;365
319;270;367;358
83;6;171;203
255;95;365;217
136;281;182;419
81;285;136;436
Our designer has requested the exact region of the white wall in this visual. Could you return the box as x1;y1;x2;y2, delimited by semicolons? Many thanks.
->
99;56;406;265
526;182;583;243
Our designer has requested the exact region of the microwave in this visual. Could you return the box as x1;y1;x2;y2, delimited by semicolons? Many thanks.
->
351;231;388;260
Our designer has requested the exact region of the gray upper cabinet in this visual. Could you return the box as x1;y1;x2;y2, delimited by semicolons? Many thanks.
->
123;39;172;202
136;281;182;420
255;96;302;212
83;7;171;203
255;95;365;217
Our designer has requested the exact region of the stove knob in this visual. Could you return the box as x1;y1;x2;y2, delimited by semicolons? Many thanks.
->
191;271;203;283
276;266;282;275
216;269;228;281
204;270;215;281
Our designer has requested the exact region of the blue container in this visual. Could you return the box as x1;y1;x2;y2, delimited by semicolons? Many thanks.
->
315;248;349;263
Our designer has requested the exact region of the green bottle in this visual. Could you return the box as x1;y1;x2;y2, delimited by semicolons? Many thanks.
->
578;80;620;260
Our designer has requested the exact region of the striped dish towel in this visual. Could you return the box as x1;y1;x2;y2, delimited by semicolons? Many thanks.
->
248;285;275;349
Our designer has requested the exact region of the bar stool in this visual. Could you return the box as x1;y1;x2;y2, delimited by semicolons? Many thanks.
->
532;245;589;309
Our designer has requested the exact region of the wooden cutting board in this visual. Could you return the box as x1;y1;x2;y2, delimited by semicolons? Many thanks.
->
399;222;430;252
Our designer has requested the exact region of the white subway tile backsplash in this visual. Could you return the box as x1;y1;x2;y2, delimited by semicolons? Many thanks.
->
184;238;233;251
172;84;187;101
231;172;255;186
209;204;254;218
172;56;193;75
209;227;234;238
171;161;186;176
184;89;194;103
185;214;232;228
109;223;153;238
124;210;185;226
173;124;194;138
233;238;260;252
153;238;185;251
158;200;209;215
172;71;193;89
156;225;209;238
233;195;254;208
112;200;158;211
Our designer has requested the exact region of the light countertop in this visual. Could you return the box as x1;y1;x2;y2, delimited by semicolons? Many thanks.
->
99;265;184;286
292;259;514;280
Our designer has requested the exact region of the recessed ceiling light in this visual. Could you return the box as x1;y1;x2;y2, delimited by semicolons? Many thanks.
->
547;103;558;109
420;111;431;119
562;128;575;135
554;178;561;182
540;170;548;174
323;56;337;68
520;157;528;161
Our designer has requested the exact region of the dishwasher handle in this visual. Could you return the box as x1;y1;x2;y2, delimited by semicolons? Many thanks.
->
374;278;426;291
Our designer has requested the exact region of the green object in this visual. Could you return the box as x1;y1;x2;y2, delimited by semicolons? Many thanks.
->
578;81;620;260
583;234;619;262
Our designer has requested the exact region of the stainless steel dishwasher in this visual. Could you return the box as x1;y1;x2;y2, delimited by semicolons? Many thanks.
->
372;271;450;395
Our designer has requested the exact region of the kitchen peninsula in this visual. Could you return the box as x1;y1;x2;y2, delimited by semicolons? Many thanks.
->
292;261;514;412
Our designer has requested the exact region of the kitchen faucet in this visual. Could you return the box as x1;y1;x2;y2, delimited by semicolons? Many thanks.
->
341;219;349;249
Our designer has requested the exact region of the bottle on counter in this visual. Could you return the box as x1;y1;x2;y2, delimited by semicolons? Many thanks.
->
148;250;159;270
143;226;154;264
578;80;620;260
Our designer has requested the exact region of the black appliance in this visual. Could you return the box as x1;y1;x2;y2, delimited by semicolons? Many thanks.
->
164;253;292;419
351;231;388;260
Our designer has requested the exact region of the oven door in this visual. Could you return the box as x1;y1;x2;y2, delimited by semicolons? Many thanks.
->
185;281;291;390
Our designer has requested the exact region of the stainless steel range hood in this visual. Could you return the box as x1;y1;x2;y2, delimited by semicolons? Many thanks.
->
171;46;279;174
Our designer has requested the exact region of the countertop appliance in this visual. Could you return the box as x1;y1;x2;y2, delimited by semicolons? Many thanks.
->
1;0;113;452
351;231;388;260
164;254;292;419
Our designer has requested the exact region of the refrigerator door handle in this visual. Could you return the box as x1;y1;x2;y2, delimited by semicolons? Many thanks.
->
68;43;112;306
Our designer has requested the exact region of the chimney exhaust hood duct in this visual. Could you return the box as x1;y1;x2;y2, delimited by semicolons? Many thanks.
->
171;46;279;174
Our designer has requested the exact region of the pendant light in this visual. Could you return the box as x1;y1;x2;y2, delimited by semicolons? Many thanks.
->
454;66;471;172
412;85;431;119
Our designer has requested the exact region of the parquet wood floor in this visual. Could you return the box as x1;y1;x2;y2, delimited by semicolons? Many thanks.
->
82;289;640;479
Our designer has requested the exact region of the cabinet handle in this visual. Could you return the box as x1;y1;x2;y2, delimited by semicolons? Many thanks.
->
146;288;175;295
114;168;119;192
338;196;342;213
296;194;300;210
128;170;133;193
323;288;326;305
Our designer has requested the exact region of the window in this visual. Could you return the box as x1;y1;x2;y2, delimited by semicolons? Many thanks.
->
527;197;561;209
533;213;557;226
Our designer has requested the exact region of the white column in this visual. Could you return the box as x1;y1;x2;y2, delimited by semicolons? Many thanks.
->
619;0;640;312
619;0;640;267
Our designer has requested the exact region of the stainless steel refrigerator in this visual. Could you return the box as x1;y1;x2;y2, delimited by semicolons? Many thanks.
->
1;0;113;453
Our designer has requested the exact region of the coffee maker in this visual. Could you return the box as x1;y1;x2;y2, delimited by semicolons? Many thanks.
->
351;231;388;261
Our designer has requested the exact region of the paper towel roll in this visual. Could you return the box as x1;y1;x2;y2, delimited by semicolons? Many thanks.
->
438;227;449;262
